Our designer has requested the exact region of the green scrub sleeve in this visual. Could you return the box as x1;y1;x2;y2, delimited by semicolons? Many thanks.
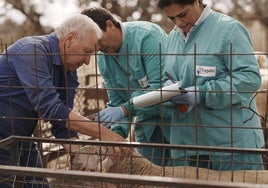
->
198;85;207;102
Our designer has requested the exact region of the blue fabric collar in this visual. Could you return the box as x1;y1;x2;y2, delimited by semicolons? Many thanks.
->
48;32;62;66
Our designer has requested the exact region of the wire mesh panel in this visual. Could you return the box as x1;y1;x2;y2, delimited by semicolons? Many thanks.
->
1;33;268;188
1;136;268;188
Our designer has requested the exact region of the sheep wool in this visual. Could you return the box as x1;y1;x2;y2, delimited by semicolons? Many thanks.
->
71;145;268;188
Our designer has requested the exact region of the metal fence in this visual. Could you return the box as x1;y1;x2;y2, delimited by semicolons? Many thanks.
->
1;136;268;188
1;40;268;187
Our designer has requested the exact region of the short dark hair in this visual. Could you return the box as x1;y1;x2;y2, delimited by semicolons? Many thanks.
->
157;0;204;9
81;7;120;32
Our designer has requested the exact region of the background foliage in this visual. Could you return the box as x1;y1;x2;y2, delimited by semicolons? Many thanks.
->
0;0;267;50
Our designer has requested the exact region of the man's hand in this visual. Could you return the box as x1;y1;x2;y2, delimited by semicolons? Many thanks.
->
94;106;125;128
171;86;200;113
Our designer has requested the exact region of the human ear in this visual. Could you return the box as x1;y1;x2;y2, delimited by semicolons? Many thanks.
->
65;32;77;48
106;20;114;29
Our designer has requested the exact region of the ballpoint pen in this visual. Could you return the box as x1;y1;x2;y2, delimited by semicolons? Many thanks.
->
165;71;176;84
165;71;186;93
164;71;189;113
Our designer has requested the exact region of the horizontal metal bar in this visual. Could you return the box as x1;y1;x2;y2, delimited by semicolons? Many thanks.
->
2;136;268;155
0;165;264;188
0;135;16;147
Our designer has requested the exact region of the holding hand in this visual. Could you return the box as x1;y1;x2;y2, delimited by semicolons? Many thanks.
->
171;86;200;113
94;106;124;128
164;79;181;87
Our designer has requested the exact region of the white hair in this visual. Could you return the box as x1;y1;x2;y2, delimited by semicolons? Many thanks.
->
55;14;102;40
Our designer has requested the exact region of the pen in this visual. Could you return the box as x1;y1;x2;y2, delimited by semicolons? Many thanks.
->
165;71;186;93
165;71;188;112
165;71;176;83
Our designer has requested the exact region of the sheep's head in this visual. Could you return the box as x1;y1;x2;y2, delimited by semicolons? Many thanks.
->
71;144;144;176
71;145;115;172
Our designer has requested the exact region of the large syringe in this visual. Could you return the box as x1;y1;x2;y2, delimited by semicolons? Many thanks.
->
132;82;184;108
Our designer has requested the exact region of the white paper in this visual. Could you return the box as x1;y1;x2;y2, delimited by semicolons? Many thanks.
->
132;83;183;108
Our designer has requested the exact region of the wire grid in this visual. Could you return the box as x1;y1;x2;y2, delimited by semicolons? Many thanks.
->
0;40;268;187
1;136;268;188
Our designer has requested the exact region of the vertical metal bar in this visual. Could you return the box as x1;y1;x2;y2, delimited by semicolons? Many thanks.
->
158;43;167;168
229;43;234;148
125;43;134;174
4;43;16;136
229;43;235;181
193;43;200;179
9;141;19;166
0;38;3;52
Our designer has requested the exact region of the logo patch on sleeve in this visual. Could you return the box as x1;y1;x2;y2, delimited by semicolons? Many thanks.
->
138;76;149;88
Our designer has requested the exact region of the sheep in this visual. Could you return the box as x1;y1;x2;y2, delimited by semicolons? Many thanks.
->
254;54;268;167
255;68;268;127
255;60;268;168
253;53;268;169
256;52;268;69
255;53;268;125
71;145;268;188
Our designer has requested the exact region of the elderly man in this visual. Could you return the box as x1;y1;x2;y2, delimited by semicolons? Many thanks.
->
0;14;125;188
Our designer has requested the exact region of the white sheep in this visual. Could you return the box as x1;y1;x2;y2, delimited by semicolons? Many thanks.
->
256;52;268;69
255;66;268;168
255;52;268;123
71;145;268;188
255;68;268;127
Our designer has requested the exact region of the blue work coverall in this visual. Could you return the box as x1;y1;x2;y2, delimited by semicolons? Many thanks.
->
164;7;264;170
98;21;171;165
0;32;78;187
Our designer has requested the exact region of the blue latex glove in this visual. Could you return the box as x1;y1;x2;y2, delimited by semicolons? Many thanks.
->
171;86;200;113
94;106;124;128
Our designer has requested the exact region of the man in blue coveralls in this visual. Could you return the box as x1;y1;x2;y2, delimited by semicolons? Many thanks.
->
82;7;171;166
0;14;126;188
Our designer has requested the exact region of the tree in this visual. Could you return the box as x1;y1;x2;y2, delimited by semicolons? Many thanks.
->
1;0;52;35
0;0;267;50
210;0;268;51
77;0;174;32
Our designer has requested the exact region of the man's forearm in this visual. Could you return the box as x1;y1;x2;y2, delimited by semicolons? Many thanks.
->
66;110;126;142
